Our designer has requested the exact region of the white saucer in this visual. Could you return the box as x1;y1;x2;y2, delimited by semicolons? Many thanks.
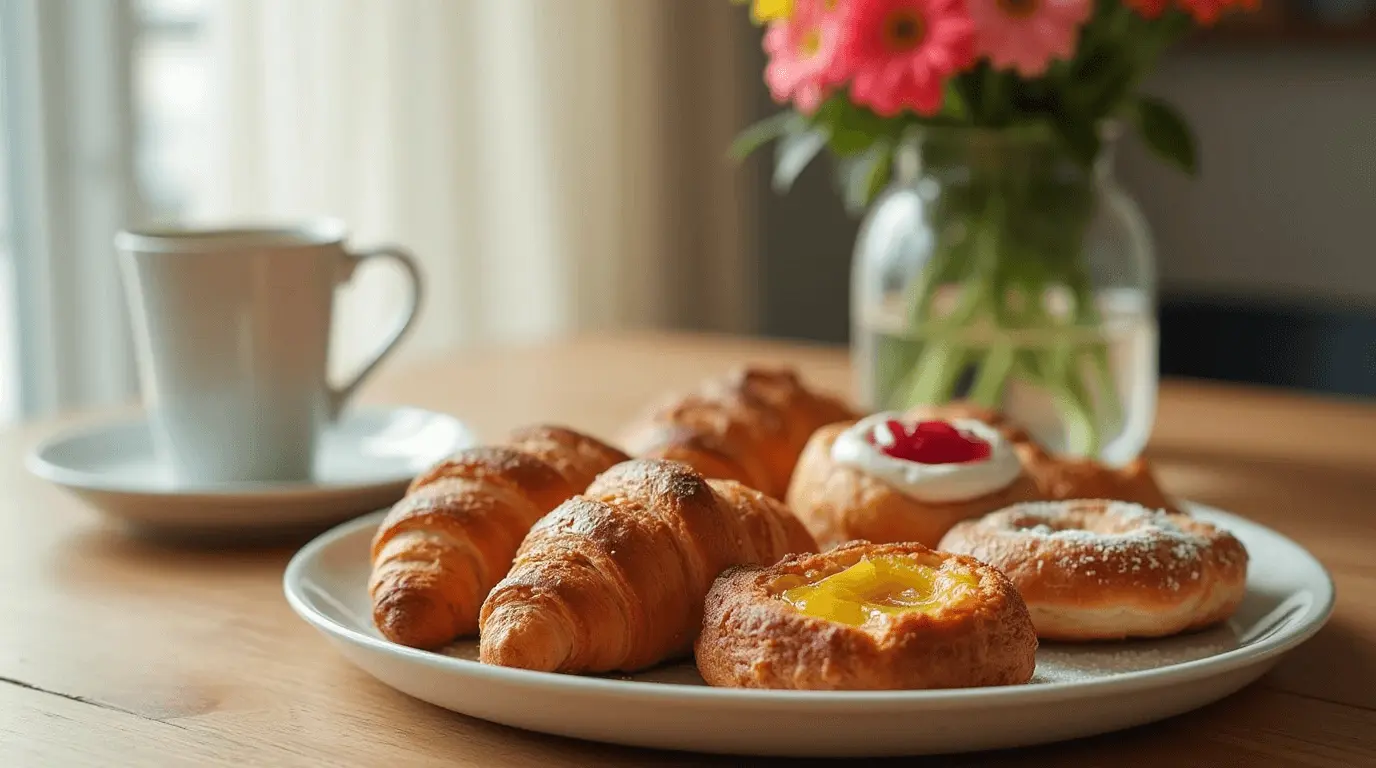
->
285;501;1333;757
27;406;476;536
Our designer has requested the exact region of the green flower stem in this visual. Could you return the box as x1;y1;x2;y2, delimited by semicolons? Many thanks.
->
1017;261;1102;456
897;274;989;404
1051;341;1101;456
900;345;970;406
969;341;1016;407
967;189;1021;408
876;139;1129;458
981;66;1006;124
908;243;959;323
1070;266;1124;435
898;184;1003;405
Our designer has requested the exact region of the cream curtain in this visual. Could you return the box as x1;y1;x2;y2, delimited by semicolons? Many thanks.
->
193;0;755;379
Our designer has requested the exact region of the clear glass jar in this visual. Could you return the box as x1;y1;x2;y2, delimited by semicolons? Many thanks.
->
852;126;1158;465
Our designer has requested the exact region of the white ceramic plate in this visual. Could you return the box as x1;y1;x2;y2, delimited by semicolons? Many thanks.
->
27;406;476;536
284;501;1333;757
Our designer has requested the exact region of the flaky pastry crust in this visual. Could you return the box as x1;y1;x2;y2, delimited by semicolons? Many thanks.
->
619;367;856;499
785;422;1043;549
695;541;1038;690
370;425;629;649
478;459;817;674
1015;443;1181;515
938;500;1248;641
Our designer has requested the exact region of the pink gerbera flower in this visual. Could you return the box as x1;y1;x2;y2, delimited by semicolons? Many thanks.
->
828;0;977;117
763;0;844;114
969;0;1090;77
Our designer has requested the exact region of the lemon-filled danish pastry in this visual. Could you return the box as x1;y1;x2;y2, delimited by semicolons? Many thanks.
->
695;541;1038;690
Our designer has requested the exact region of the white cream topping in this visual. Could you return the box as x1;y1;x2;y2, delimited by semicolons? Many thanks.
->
830;412;1022;503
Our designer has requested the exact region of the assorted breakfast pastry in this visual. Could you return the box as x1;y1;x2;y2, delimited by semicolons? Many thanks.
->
786;406;1043;548
619;367;857;499
478;459;817;674
696;541;1037;690
362;366;1251;695
938;500;1249;641
369;425;629;649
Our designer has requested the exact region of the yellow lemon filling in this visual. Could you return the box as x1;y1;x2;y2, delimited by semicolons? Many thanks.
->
779;555;979;627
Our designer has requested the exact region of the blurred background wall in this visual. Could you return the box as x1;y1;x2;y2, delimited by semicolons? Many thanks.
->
0;0;1371;426
0;0;756;422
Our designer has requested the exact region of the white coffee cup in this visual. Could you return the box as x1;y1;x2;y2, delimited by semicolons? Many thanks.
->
115;219;423;486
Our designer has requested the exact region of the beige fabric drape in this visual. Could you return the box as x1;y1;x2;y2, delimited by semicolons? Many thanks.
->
194;0;755;378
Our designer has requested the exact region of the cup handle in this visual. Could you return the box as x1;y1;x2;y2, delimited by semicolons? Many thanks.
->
328;245;424;420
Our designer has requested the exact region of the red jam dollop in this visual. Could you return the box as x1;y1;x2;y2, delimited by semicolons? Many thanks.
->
867;420;991;464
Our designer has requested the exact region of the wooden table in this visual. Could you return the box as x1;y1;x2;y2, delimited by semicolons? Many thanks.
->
3;332;1374;767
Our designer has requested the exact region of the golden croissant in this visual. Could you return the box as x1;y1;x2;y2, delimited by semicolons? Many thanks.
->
369;425;628;649
619;366;856;499
478;458;818;674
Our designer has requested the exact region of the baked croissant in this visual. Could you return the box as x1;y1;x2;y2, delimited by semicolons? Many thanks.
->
369;425;629;649
478;458;818;674
619;367;857;499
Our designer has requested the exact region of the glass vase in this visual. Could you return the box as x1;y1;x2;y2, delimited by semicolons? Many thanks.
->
851;126;1158;465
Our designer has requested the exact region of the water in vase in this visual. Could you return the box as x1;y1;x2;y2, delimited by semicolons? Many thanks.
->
856;289;1158;466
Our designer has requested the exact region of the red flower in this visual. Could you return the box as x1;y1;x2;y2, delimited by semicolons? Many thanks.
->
1176;0;1259;25
1126;0;1260;23
1124;0;1170;19
827;0;977;117
969;0;1092;77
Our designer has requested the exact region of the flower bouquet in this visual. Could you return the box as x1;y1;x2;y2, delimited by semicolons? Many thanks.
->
729;0;1257;462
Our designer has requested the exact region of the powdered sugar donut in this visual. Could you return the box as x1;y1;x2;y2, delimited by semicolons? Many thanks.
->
937;500;1248;641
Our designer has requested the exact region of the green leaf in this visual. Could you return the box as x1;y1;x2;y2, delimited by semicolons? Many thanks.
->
772;126;828;193
1135;96;1198;175
940;80;969;122
812;94;846;124
727;111;798;162
1051;110;1101;169
841;141;893;216
822;99;894;157
828;120;876;156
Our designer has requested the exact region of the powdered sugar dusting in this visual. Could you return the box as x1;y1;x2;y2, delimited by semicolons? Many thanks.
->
438;623;1244;687
1033;624;1241;684
988;500;1216;591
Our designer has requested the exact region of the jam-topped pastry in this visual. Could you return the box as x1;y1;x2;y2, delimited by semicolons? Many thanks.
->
696;541;1038;690
904;400;1182;514
785;407;1044;548
867;419;992;463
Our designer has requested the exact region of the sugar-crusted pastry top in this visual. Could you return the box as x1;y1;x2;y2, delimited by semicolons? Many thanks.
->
961;500;1243;593
937;499;1249;641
